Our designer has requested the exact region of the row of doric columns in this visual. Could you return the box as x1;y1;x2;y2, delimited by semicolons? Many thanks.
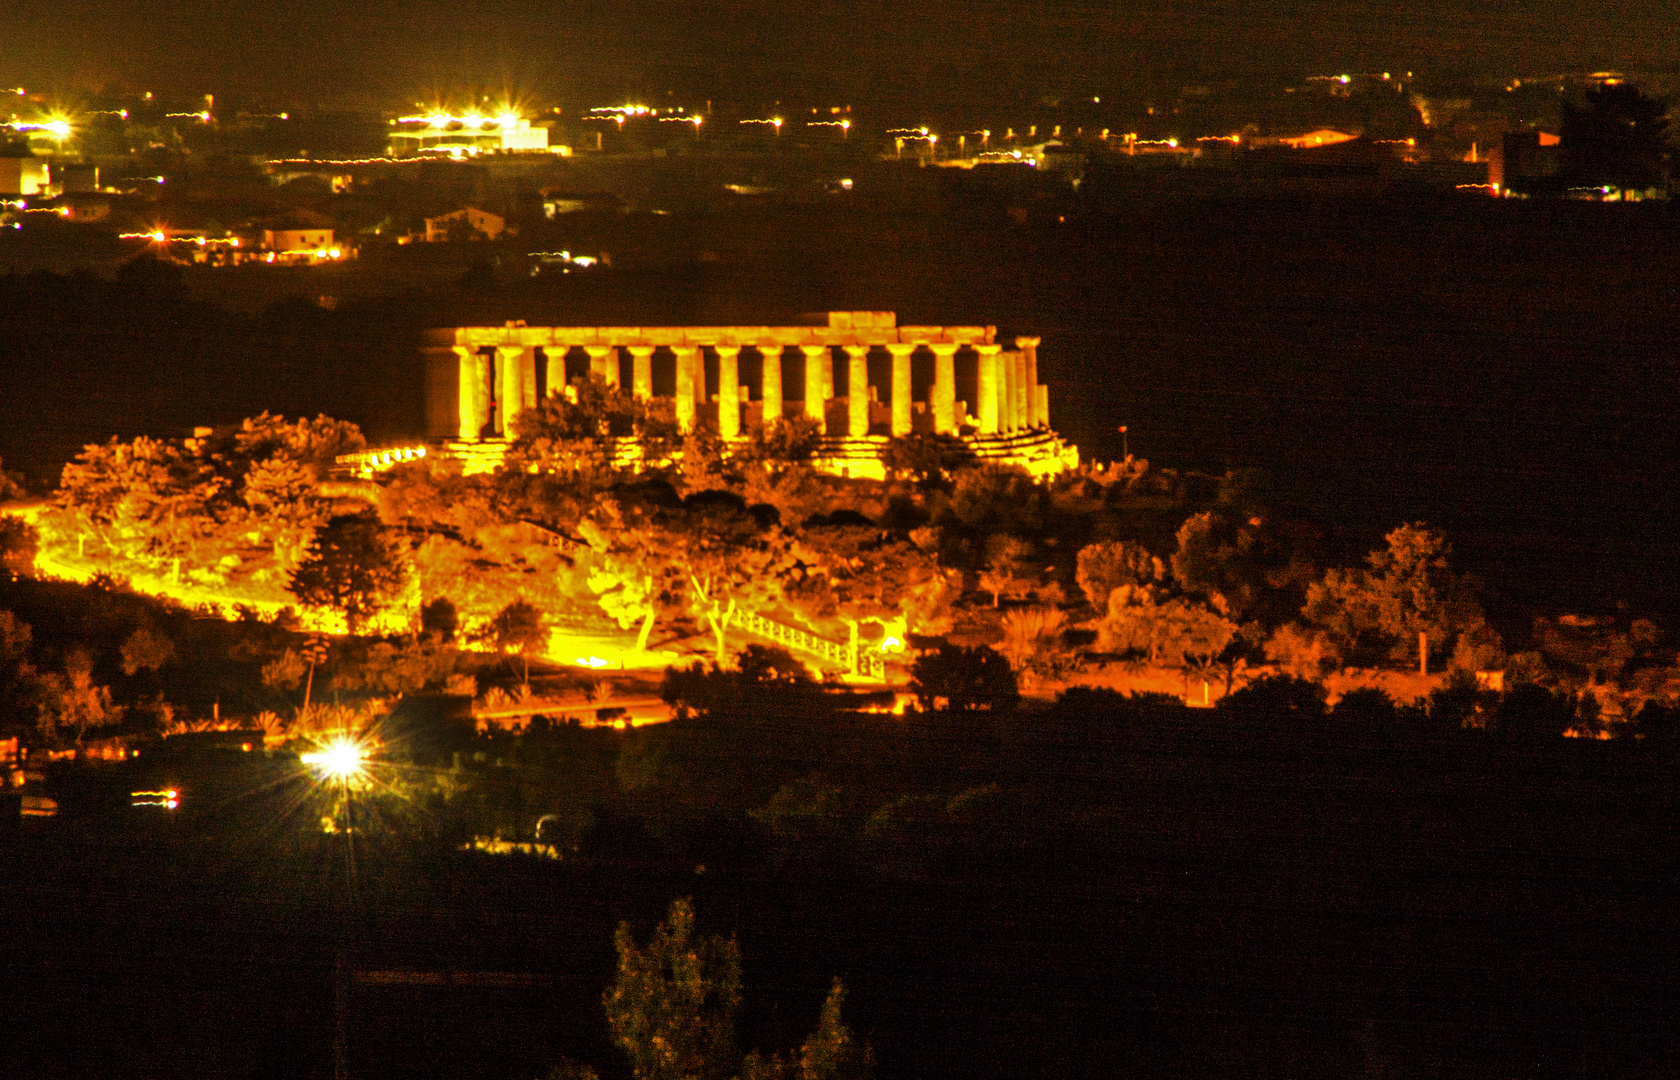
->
451;337;1048;442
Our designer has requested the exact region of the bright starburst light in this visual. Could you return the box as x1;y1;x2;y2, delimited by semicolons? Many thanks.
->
301;735;368;781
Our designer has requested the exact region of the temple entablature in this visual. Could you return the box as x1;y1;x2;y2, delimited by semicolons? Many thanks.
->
436;312;995;351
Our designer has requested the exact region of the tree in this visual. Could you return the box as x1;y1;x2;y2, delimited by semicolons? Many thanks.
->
797;979;875;1080
976;536;1037;608
932;464;1048;569
1220;673;1328;724
505;374;639;477
0;610;38;740
1264;622;1341;681
486;598;547;686
119;625;175;675
46;413;360;589
605;898;742;1080
880;433;966;486
998;606;1070;679
1560;83;1672;191
582;497;692;653
0;456;25;502
676;497;795;666
1302;524;1487;673
910;644;1018;711
35;648;124;748
1098;588;1236;667
786;523;956;669
290;513;410;632
1075;540;1163;611
1330;686;1398;734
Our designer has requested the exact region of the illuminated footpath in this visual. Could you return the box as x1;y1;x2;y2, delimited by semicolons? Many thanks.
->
363;312;1077;480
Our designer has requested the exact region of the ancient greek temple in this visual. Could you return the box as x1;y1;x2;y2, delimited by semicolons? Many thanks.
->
412;311;1077;479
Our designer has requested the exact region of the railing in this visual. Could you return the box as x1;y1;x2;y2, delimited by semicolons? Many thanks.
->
734;609;885;681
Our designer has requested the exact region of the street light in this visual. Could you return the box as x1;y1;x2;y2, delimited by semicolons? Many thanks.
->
302;736;367;782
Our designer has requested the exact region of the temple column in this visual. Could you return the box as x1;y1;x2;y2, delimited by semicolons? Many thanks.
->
691;347;708;408
1002;349;1019;432
584;345;618;389
928;343;958;434
1001;349;1014;428
495;345;532;436
715;345;742;439
759;345;783;430
799;345;829;432
673;345;700;434
975;343;1002;434
1015;336;1042;426
547;344;577;395
453;346;481;439
628;346;655;400
886;343;916;437
1013;351;1029;432
843;344;871;438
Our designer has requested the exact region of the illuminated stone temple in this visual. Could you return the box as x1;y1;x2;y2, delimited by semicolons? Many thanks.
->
388;312;1078;479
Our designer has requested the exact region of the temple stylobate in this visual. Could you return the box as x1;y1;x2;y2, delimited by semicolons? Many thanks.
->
417;311;1077;479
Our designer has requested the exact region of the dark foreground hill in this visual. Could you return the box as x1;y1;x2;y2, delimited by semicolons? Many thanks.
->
5;711;1675;1080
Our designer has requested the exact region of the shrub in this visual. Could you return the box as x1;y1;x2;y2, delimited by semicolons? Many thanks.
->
909;644;1018;712
1220;673;1328;723
1330;686;1397;732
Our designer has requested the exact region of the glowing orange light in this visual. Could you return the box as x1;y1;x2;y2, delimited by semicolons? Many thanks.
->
301;736;367;780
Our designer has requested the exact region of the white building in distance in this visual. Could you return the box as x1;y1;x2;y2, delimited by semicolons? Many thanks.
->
387;114;549;157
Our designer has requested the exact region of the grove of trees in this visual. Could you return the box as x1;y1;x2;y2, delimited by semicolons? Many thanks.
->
7;367;1677;757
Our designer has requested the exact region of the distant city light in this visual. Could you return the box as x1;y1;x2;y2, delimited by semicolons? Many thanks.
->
131;789;179;809
586;105;652;120
393;111;524;129
6;118;73;139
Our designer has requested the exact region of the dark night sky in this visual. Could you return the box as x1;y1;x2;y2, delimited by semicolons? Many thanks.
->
5;0;1676;108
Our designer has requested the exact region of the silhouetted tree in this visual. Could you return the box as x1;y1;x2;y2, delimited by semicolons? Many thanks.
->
910;644;1018;711
486;599;547;686
1490;683;1578;744
1220;673;1327;724
1329;686;1397;734
420;597;458;640
1630;700;1679;745
290;513;409;632
1560;83;1673;191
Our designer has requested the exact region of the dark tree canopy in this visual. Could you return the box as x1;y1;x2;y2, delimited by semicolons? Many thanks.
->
1560;83;1673;190
910;644;1019;712
289;513;409;632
